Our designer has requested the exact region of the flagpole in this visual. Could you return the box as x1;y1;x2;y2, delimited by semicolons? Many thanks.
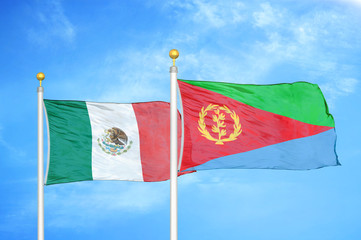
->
37;72;45;240
169;49;179;240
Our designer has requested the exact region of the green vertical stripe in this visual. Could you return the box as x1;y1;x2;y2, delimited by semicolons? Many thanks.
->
44;100;93;185
179;79;335;127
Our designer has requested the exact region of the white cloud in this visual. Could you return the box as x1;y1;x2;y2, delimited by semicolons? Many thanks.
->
164;0;246;28
141;1;360;93
294;26;316;45
333;0;361;7
179;50;261;84
27;0;75;45
192;0;245;27
319;78;359;107
253;2;283;28
43;46;174;103
95;47;171;103
41;1;360;108
336;78;358;93
244;2;361;87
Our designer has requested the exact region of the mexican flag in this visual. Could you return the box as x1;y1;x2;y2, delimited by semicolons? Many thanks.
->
177;79;339;172
44;100;182;185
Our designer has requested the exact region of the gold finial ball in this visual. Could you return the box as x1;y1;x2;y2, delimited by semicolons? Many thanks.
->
36;72;45;81
169;49;179;60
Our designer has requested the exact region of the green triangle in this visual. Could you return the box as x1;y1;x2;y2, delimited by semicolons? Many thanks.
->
179;79;335;127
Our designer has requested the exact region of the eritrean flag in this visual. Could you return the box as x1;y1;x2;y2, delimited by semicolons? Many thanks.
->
178;79;339;172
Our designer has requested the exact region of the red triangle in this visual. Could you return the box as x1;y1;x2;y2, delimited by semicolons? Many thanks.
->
179;80;333;171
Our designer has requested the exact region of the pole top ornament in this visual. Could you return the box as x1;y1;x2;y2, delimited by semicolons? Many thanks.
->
169;49;179;66
36;72;45;87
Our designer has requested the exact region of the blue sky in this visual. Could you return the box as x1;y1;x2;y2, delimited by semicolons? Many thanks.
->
1;0;361;239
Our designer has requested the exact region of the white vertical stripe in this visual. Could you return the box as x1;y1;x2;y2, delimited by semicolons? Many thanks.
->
86;102;143;181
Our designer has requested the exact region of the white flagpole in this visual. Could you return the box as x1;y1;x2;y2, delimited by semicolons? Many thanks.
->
37;72;45;240
169;49;179;240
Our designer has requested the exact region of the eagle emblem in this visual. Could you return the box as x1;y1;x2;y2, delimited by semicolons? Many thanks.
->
97;127;133;156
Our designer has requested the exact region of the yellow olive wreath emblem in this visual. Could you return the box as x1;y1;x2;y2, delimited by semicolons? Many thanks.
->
198;104;242;145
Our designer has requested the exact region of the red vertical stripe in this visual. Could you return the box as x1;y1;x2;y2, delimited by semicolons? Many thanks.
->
132;102;183;182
